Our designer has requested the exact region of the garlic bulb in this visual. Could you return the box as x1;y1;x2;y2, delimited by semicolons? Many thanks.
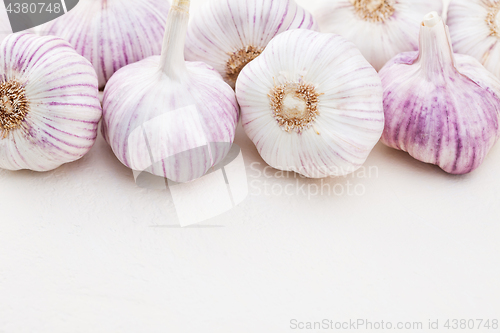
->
314;0;443;71
0;33;101;171
448;0;500;79
379;12;500;174
36;0;170;89
102;0;239;183
185;0;318;89
235;29;384;178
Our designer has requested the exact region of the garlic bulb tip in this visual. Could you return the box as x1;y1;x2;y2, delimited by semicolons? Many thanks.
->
423;11;441;28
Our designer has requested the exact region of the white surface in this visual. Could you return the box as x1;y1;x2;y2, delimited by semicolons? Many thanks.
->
2;0;500;332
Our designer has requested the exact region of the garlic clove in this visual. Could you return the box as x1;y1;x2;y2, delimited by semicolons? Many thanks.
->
379;12;500;174
185;0;318;89
102;0;239;183
448;0;500;80
36;0;170;89
236;29;384;179
315;0;443;71
0;33;102;171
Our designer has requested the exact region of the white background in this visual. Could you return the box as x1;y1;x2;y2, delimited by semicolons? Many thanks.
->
2;0;500;332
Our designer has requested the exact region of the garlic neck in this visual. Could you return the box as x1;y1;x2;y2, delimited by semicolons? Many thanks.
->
417;12;457;80
159;0;190;79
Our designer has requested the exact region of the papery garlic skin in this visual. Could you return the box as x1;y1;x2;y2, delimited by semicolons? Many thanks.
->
0;33;101;171
236;29;384;179
185;0;318;88
380;12;500;174
36;0;170;89
315;0;443;71
448;0;500;79
103;60;239;183
103;0;239;183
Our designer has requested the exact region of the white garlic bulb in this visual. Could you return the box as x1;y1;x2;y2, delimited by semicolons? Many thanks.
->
36;0;170;89
102;0;239;183
315;0;443;71
448;0;500;79
380;12;500;174
0;33;101;171
185;0;318;88
235;29;384;179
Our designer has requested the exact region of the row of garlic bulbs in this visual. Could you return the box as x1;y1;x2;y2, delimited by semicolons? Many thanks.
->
1;0;500;180
23;0;500;86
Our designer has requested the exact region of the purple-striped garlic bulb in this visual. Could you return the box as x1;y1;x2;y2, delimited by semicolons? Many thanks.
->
185;0;318;89
379;12;500;174
235;29;384;178
448;0;500;80
102;0;239;183
36;0;170;89
314;0;443;71
0;33;101;171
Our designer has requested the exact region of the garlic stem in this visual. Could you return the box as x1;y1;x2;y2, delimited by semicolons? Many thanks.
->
172;0;189;11
418;12;456;79
159;0;190;79
423;11;440;28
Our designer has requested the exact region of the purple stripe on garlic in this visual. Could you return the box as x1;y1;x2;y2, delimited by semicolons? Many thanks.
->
185;0;318;89
236;29;384;179
36;0;171;89
102;0;239;183
0;33;102;172
379;12;500;174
